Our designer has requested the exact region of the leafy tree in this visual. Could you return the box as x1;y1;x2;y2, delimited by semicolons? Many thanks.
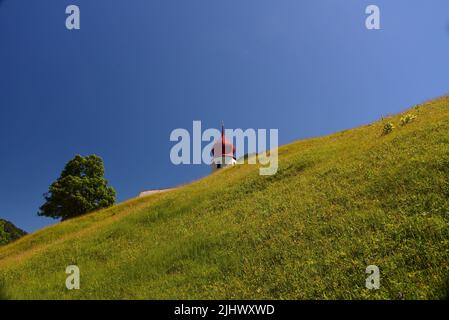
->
38;155;116;221
0;219;27;245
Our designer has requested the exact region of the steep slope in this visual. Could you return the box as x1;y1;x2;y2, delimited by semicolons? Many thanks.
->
0;219;26;246
1;96;449;299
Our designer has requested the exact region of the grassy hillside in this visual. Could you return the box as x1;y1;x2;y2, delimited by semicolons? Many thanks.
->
0;219;26;246
1;96;449;300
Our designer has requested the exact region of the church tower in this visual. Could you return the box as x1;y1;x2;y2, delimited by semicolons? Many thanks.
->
211;124;236;171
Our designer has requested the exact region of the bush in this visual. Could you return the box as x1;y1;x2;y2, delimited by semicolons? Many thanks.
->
382;122;395;135
400;114;417;126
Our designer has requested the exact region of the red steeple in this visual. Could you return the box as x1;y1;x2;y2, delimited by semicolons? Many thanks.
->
211;122;236;159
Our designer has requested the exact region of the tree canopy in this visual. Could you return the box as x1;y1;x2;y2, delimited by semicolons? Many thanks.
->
38;155;116;220
0;219;27;245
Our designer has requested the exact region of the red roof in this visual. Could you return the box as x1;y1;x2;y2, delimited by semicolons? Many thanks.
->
211;124;236;158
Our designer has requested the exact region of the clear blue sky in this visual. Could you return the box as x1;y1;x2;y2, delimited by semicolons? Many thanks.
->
1;0;448;232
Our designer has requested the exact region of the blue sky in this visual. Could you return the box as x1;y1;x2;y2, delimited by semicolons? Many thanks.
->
1;0;448;232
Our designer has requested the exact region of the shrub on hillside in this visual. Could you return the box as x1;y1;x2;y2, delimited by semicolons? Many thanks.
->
38;155;116;221
400;113;417;126
382;122;395;135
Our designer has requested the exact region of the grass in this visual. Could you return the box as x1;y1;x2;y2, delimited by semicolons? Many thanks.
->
0;280;7;300
1;96;449;299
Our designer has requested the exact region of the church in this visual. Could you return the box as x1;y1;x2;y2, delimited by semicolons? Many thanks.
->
210;124;237;171
139;124;236;197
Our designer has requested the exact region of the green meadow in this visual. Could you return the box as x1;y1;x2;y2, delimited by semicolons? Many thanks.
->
1;96;449;299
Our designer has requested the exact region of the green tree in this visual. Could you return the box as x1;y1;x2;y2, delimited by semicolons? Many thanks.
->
38;155;116;221
0;219;27;245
